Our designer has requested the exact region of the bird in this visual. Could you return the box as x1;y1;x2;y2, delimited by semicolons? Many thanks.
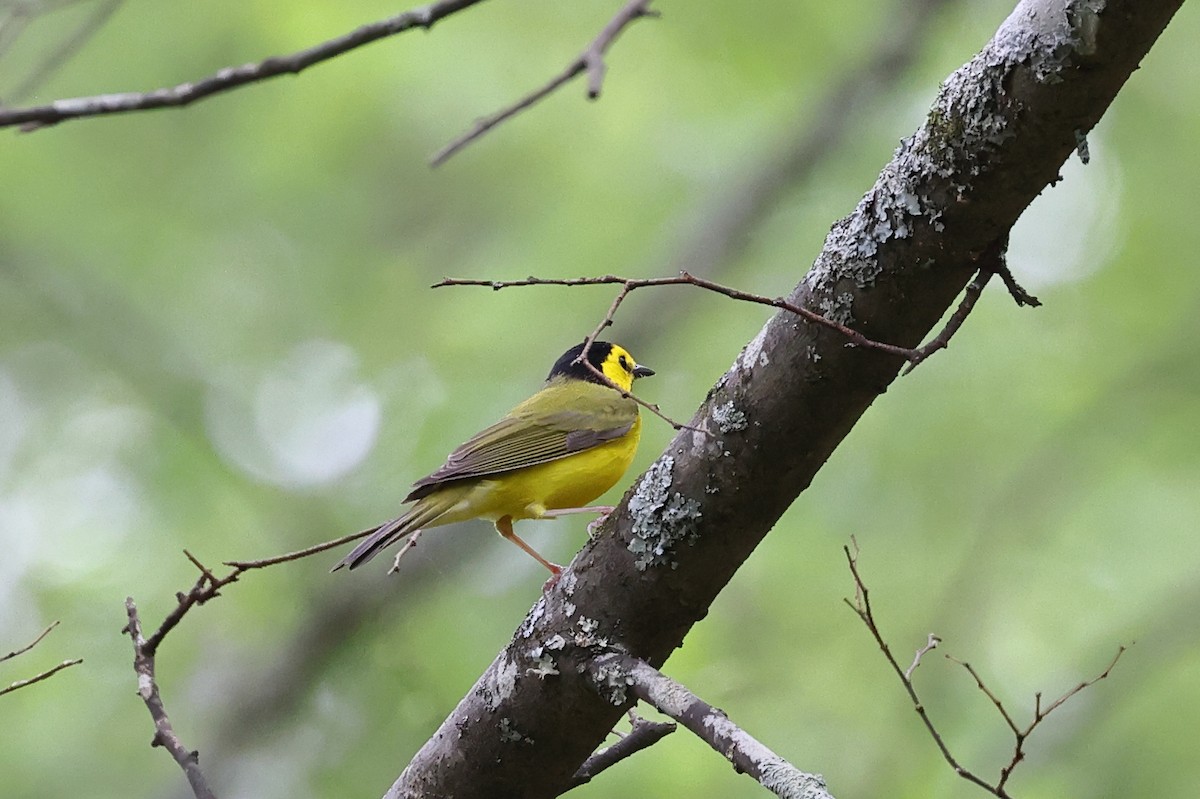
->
333;340;654;579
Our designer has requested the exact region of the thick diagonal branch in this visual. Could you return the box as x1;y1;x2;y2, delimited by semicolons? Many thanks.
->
382;2;1183;796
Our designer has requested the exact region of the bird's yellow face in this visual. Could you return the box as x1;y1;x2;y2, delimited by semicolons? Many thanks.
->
598;344;653;393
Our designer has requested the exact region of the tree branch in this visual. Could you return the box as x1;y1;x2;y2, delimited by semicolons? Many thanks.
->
0;658;84;697
140;529;371;656
0;0;489;131
430;0;658;166
123;597;217;799
1;620;61;663
565;710;675;791
0;620;83;698
388;2;1182;795
846;543;1127;797
587;653;833;798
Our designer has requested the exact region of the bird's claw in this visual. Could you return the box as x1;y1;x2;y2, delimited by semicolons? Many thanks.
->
587;511;612;538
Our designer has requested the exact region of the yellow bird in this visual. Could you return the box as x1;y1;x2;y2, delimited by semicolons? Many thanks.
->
334;341;653;577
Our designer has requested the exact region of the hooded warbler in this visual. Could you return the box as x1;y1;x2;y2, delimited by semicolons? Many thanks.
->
334;341;654;576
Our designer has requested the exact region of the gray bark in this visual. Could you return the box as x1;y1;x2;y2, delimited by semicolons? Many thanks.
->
389;1;1186;796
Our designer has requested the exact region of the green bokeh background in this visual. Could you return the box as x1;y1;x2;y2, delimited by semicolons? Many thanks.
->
2;1;1197;797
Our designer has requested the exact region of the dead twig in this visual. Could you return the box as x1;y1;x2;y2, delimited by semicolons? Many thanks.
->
567;709;676;790
0;0;490;131
435;270;921;361
1;620;61;663
137;528;373;656
901;236;1038;373
430;0;658;166
0;658;83;697
844;544;1125;798
947;646;1126;793
1;620;83;698
123;598;217;799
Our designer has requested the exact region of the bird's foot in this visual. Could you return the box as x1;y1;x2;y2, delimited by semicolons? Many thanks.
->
587;510;613;538
542;563;564;592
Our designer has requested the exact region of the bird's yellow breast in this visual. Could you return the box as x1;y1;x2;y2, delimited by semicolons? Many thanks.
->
461;415;642;522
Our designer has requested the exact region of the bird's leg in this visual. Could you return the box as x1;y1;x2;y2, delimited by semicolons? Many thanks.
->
495;516;563;585
537;505;615;519
536;505;616;537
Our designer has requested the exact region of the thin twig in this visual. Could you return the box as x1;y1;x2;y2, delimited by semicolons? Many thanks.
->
905;633;942;681
901;235;1037;374
1;620;83;698
430;0;658;166
1;620;61;663
124;598;217;799
136;528;374;656
0;0;489;131
435;270;922;362
841;544;992;793
0;658;83;697
567;709;676;789
845;545;1126;798
574;298;702;432
388;529;425;574
948;646;1126;793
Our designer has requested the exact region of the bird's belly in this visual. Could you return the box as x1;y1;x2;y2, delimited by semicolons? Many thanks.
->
469;436;638;521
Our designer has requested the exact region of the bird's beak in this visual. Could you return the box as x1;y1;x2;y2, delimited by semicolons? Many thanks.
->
633;364;655;379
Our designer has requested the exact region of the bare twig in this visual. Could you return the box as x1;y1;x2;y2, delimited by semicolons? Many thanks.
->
1;620;61;663
587;652;834;799
435;271;923;362
138;528;373;656
900;236;1038;374
574;305;701;432
566;709;676;790
388;529;425;574
841;544;989;792
0;658;83;697
905;633;942;681
0;0;489;131
1;620;83;698
948;647;1126;793
430;0;658;166
124;597;217;799
845;545;1126;798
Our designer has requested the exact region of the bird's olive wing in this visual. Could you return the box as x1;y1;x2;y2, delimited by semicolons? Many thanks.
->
404;384;637;500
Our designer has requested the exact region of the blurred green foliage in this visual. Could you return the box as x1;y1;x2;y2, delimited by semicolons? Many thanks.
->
1;1;1198;798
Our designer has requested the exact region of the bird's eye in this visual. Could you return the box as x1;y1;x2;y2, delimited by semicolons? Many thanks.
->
618;355;630;371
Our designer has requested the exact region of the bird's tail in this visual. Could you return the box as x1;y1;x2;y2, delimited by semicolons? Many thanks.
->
332;492;463;572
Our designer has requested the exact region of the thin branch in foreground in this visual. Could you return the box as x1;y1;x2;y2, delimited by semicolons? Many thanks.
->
0;0;489;131
430;0;658;166
586;652;834;799
844;544;1125;798
123;597;217;799
566;709;676;791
